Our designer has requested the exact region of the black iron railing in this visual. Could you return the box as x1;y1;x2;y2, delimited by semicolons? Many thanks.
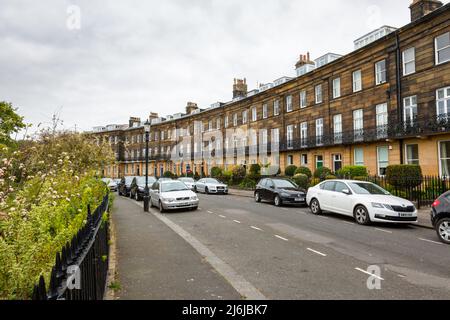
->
32;194;110;300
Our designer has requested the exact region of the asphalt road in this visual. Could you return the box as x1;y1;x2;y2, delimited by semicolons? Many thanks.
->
140;192;450;300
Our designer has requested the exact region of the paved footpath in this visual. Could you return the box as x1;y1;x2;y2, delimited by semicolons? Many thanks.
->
113;196;241;300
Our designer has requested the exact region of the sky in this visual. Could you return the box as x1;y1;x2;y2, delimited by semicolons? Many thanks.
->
1;0;448;134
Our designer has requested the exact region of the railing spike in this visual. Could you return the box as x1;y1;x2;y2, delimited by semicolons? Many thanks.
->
38;275;47;300
48;266;58;300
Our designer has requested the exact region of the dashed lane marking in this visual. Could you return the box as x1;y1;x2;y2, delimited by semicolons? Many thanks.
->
307;248;327;257
274;235;289;242
418;238;443;245
251;226;263;231
355;267;384;281
233;220;241;224
375;228;393;234
219;215;227;219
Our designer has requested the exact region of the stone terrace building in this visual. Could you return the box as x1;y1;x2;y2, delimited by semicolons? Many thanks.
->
93;0;450;179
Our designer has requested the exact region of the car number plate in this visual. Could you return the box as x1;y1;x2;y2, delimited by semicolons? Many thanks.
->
400;213;412;217
295;198;304;202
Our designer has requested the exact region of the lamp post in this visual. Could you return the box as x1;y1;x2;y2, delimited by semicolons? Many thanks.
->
143;121;151;212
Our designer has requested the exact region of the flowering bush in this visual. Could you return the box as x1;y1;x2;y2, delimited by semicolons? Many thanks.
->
0;130;115;299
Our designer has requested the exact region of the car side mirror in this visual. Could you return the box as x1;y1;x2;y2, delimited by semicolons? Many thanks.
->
342;189;351;195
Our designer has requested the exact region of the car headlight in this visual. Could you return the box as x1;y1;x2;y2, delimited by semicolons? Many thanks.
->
371;203;384;208
190;196;198;200
162;197;175;203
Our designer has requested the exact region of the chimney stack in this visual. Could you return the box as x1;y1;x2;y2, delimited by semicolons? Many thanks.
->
129;117;141;128
410;0;443;22
186;102;199;115
295;51;314;69
148;112;159;122
233;78;248;99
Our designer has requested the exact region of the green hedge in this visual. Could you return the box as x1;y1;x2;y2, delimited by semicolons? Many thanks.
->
210;167;222;178
293;174;309;190
285;165;298;177
295;166;312;178
336;166;368;179
386;165;423;188
313;167;332;180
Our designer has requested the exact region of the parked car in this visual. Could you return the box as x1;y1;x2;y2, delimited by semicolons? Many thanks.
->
118;176;136;197
431;192;450;244
101;178;118;192
178;177;196;191
254;178;306;207
195;178;228;194
130;176;157;201
306;180;418;225
157;178;173;183
150;180;199;212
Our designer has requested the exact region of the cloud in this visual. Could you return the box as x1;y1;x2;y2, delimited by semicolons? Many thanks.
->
0;0;445;132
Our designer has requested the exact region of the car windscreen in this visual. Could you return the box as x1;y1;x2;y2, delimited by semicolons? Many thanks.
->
136;177;155;186
205;179;220;184
348;182;389;195
125;177;134;184
179;178;195;183
273;180;297;189
161;181;189;192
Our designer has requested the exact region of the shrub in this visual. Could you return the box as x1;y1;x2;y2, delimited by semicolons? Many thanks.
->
210;167;222;178
249;164;261;176
353;176;368;181
163;171;174;178
219;170;233;185
239;177;257;190
295;166;312;178
326;175;337;180
386;165;423;188
284;165;298;177
336;166;368;179
313;167;332;180
293;174;309;190
194;172;200;180
232;166;246;184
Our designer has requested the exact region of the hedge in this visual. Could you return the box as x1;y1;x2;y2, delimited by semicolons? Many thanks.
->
285;165;298;177
386;165;423;188
313;167;332;180
293;174;309;190
295;166;312;178
336;166;368;179
210;167;222;178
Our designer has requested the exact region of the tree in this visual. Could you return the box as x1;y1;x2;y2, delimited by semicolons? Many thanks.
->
0;102;26;149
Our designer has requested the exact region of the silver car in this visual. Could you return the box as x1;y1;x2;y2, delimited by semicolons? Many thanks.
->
178;177;197;191
150;180;199;212
195;178;228;194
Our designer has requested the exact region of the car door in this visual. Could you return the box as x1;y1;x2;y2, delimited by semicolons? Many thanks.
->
330;182;354;216
265;179;276;201
150;182;159;205
259;179;268;200
197;179;205;193
318;181;336;211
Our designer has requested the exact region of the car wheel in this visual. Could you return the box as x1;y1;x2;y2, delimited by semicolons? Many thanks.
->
135;192;139;201
192;206;198;211
436;218;450;244
194;186;197;193
159;201;165;213
310;198;322;215
205;187;209;195
274;195;282;207
255;192;261;203
354;205;371;225
150;198;154;208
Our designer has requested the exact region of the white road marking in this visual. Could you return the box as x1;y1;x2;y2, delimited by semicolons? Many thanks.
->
307;248;327;257
129;198;266;300
418;238;443;245
251;226;263;231
274;235;289;242
233;220;241;224
397;274;406;278
375;228;393;234
207;210;214;214
281;208;289;211
219;215;227;219
355;267;384;281
343;221;355;225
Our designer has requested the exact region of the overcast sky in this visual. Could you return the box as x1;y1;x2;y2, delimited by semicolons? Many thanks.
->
1;0;448;133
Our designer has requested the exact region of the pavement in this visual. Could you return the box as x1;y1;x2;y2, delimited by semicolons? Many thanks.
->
228;188;434;229
112;192;450;300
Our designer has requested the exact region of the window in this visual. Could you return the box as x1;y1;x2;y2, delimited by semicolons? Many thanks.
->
287;155;294;166
333;154;342;172
377;146;389;176
439;141;450;176
300;122;308;147
353;70;362;92
315;84;323;104
406;144;419;165
332;77;341;99
272;128;280;145
263;104;268;119
376;103;388;138
225;116;229;128
435;32;450;65
161;132;165;140
301;154;308;166
354;148;364;166
216;118;221;129
261;129;268;145
404;96;418;124
287;125;294;149
274;100;280;116
208;120;213;131
333;114;342;144
286;95;293;112
316;155;324;169
436;87;450;117
403;47;416;76
251;107;257;122
353;109;364;141
316;118;324;146
233;113;238;126
375;60;387;85
300;90;307;108
242;110;248;124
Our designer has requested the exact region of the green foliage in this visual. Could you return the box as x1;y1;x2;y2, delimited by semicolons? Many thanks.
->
353;176;368;181
219;170;233;185
295;166;312;178
232;166;246;184
0;102;26;149
336;166;368;179
313;167;332;180
386;165;423;188
239;177;257;190
210;167;223;178
249;164;261;176
108;281;121;291
292;174;309;190
325;175;337;180
186;171;194;178
284;165;298;177
163;171;174;178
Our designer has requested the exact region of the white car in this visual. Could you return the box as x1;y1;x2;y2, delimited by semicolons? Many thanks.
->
195;178;228;194
150;180;199;212
178;177;197;191
306;180;418;225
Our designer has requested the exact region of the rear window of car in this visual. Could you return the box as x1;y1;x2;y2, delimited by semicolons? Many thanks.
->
321;182;336;191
